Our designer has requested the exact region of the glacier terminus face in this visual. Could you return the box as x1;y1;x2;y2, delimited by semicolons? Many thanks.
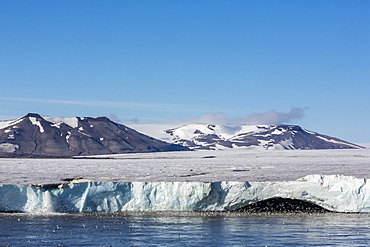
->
1;175;369;213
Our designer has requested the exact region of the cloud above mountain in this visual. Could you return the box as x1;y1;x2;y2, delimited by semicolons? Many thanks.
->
187;107;308;125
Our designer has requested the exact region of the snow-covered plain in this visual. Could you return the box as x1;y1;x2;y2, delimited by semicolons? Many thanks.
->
1;148;370;213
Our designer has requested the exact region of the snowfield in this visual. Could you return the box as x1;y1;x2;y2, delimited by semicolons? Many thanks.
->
1;148;370;213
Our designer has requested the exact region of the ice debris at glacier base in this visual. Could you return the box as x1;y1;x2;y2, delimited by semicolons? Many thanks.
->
0;174;369;213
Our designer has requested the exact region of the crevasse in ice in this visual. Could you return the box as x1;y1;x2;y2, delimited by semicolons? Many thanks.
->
0;175;369;213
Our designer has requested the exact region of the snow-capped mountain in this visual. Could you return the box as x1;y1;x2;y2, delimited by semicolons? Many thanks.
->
0;113;188;157
165;123;363;150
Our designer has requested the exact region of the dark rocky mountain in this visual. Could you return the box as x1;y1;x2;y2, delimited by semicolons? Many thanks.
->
0;113;188;157
165;123;363;150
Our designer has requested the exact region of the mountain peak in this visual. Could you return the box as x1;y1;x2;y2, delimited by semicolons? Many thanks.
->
23;113;43;119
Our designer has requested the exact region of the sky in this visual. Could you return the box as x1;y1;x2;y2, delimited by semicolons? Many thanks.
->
0;1;369;143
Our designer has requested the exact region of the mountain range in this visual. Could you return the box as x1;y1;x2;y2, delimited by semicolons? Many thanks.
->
165;123;363;150
0;114;363;157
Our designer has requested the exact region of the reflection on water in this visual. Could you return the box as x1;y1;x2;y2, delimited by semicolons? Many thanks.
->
1;212;370;246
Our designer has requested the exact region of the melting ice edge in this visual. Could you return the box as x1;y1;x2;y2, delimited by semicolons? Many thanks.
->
1;174;369;213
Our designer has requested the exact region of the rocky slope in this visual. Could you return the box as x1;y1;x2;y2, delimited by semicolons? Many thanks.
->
0;113;188;157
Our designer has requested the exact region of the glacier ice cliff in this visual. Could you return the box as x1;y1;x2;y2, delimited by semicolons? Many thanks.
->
1;175;369;213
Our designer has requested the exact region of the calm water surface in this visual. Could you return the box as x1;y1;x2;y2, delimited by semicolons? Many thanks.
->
1;212;370;246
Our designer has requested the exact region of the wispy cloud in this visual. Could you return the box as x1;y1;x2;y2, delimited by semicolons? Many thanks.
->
0;97;196;113
237;107;307;125
187;107;308;125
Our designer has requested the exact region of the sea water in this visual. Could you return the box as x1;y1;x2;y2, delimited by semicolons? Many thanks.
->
1;212;370;246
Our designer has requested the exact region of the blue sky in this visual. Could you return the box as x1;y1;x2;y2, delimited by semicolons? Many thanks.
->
1;1;369;143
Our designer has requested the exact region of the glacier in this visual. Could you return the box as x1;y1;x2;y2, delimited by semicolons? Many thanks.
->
1;174;370;213
2;149;370;214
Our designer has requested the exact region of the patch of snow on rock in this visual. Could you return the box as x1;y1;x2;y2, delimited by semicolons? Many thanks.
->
0;119;23;130
44;116;79;128
66;131;71;143
271;128;284;135
316;136;360;148
280;137;294;150
0;143;19;152
29;117;44;133
302;128;316;135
